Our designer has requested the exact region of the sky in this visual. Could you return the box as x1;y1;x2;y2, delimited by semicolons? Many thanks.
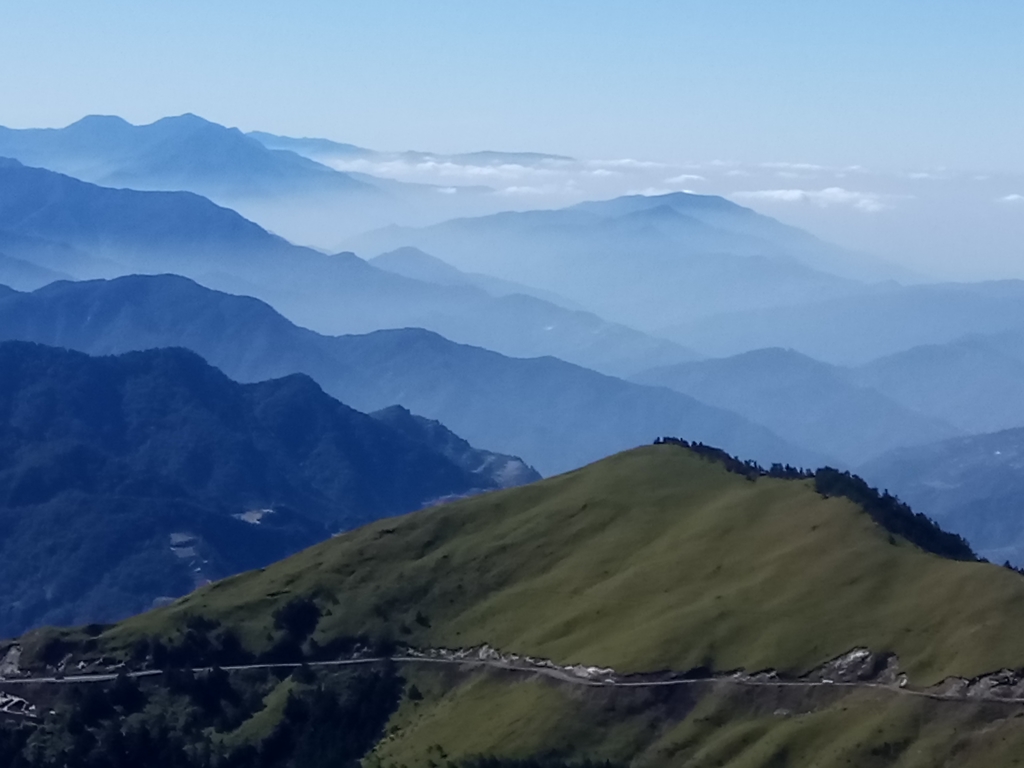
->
1;0;1022;278
1;1;1022;170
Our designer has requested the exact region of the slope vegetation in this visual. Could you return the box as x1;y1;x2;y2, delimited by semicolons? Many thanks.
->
12;443;1024;768
105;443;1024;685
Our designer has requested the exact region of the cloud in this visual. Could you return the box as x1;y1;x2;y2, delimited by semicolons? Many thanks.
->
998;194;1024;203
733;187;890;213
496;186;551;195
587;158;668;170
760;161;827;171
664;173;705;184
325;156;566;183
626;187;680;197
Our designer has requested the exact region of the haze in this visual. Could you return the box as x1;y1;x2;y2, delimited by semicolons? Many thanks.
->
2;0;1023;277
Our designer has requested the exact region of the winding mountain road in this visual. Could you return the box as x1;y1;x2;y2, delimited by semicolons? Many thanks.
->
4;653;1024;708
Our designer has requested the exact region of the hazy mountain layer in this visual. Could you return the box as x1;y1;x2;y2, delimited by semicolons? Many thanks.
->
0;251;66;291
0;114;374;199
672;280;1024;364
0;158;696;376
370;246;582;309
851;331;1024;433
633;347;960;465
0;114;495;243
0;341;517;637
0;275;819;475
249;129;574;168
860;428;1024;565
370;405;541;490
347;191;866;329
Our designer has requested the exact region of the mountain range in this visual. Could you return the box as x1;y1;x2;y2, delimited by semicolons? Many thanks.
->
249;129;575;169
861;427;1024;565
0;340;533;638
633;347;960;465
851;330;1024;433
0;274;818;475
369;246;582;309
0;114;375;200
0;158;697;376
5;111;1024;767
673;280;1024;364
0;114;498;244
347;191;871;330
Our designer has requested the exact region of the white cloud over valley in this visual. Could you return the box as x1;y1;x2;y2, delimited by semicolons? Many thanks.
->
733;187;891;213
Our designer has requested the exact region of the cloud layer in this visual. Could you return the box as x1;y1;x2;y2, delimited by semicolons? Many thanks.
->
733;187;889;213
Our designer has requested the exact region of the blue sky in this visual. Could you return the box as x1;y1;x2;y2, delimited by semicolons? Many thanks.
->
2;0;1022;171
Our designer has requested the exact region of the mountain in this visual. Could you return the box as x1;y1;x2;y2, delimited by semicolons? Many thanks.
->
0;251;67;291
860;428;1024;565
0;114;377;200
370;405;541;489
0;159;697;376
0;114;495;244
248;130;574;168
633;347;960;465
0;275;819;475
346;191;869;330
851;331;1024;433
108;444;990;679
246;131;376;161
0;226;115;278
0;341;518;638
0;156;301;275
671;280;1024;364
12;444;1024;767
370;246;582;309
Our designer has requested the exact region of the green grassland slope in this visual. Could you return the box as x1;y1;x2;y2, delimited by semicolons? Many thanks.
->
15;442;1024;767
373;666;1024;768
101;443;1024;684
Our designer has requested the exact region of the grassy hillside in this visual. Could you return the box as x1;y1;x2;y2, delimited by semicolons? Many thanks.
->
97;443;1024;685
374;666;1024;768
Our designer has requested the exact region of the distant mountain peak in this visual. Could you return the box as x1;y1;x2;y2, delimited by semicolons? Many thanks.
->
66;114;133;130
370;246;465;282
571;190;746;219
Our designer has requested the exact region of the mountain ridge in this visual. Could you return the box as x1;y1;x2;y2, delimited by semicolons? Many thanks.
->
8;444;1024;767
0;160;700;376
633;347;960;464
345;191;867;330
0;340;527;637
0;274;821;475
